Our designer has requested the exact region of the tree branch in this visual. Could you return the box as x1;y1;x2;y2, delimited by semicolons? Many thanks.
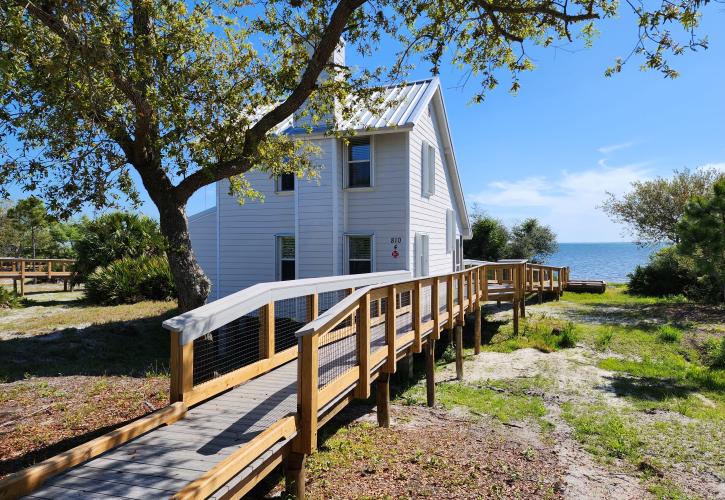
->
175;0;367;202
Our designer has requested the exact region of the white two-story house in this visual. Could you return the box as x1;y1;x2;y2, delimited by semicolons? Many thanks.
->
189;47;471;300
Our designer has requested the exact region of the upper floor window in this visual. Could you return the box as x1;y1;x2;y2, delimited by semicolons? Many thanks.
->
347;235;373;274
347;137;371;188
277;236;295;281
277;173;295;192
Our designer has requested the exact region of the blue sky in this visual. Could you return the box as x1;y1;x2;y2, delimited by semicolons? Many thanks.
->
191;5;725;242
6;6;725;242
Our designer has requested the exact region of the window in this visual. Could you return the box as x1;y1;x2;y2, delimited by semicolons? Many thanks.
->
277;236;295;281
277;173;294;192
347;137;371;188
347;235;373;274
421;141;436;197
415;233;429;277
454;236;463;271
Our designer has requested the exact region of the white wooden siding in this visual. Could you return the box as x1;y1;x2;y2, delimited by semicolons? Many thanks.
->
408;103;462;275
297;138;337;278
345;132;409;273
188;207;218;300
216;172;295;297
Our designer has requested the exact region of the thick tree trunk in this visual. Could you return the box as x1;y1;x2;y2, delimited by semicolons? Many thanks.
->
157;201;211;312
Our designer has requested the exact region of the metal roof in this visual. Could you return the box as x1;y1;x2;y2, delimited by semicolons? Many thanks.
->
281;77;438;134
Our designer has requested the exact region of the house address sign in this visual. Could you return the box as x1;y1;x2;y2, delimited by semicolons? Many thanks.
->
390;236;402;258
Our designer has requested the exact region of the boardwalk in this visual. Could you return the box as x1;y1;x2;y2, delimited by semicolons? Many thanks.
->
0;261;568;499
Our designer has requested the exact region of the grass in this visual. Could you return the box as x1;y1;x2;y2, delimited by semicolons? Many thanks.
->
561;402;643;463
559;284;688;307
398;379;550;430
657;325;682;344
480;313;579;353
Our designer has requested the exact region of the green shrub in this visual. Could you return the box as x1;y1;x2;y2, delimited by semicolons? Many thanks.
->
657;325;682;344
594;328;614;351
704;337;725;369
85;256;176;305
627;247;697;297
0;287;21;308
72;212;166;285
557;321;578;348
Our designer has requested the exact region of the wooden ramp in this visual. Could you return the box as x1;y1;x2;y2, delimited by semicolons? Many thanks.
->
2;262;569;499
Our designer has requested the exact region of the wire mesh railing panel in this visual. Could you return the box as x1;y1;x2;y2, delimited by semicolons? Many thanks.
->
319;289;348;315
421;284;432;323
463;275;469;301
192;308;262;386
370;297;388;351
318;311;358;389
439;280;448;313
453;278;459;305
274;297;307;353
396;293;413;336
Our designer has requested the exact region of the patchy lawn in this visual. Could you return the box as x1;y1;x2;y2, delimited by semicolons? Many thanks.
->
0;284;175;479
388;286;724;499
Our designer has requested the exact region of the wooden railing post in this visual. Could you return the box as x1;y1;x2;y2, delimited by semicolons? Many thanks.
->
549;268;554;292
538;266;544;304
482;266;489;301
355;293;371;399
431;278;440;340
19;259;25;297
446;275;454;330
413;281;423;353
512;266;520;336
306;293;318;322
457;273;465;326
474;297;481;355
260;302;275;360
519;264;526;319
384;285;397;373
295;332;319;454
466;270;473;312
170;331;193;404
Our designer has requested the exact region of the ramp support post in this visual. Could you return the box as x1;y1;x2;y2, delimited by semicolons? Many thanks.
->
377;372;390;428
284;452;307;499
425;339;435;406
455;325;464;381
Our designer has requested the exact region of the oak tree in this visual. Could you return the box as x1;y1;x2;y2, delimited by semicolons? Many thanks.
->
0;0;714;310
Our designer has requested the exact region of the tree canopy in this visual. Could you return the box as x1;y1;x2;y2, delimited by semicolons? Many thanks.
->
506;218;558;263
463;207;509;261
0;0;715;309
677;177;725;302
600;168;722;245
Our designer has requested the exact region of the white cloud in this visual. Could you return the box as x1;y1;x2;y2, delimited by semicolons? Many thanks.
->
698;162;725;173
467;163;653;242
597;141;636;155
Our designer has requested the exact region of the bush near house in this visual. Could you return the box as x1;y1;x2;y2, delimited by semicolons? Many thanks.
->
85;256;176;305
72;212;167;286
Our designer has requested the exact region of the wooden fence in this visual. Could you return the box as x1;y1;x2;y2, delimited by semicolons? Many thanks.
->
0;258;75;296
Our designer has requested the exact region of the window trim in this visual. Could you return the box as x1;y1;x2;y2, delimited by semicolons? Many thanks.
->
344;136;374;190
276;234;296;281
275;173;295;194
345;233;375;275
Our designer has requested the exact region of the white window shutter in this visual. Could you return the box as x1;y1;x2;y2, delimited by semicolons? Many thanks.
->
421;141;429;196
428;144;436;196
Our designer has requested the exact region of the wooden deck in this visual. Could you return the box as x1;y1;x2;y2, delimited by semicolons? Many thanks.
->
1;262;569;499
0;258;75;296
25;314;412;500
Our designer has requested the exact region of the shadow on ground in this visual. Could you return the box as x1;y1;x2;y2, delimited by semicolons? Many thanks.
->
0;311;174;382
